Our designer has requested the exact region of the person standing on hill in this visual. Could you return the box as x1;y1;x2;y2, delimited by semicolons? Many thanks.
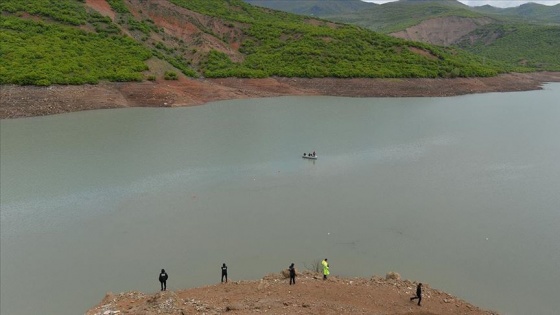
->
159;269;168;291
410;283;422;306
289;263;296;285
321;258;329;280
221;263;228;283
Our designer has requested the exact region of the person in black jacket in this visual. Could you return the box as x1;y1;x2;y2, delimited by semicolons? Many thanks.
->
159;269;168;291
410;283;422;306
221;263;228;283
288;263;296;285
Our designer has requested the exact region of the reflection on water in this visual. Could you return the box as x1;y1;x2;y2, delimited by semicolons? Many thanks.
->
1;84;560;315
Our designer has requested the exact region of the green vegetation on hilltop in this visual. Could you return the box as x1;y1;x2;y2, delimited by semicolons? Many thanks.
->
325;0;484;33
0;0;151;85
473;3;560;25
169;0;301;23
170;0;501;78
0;0;88;25
1;0;507;86
311;0;560;71
104;0;197;77
213;24;499;78
244;0;376;17
0;16;151;85
458;24;560;71
106;0;131;14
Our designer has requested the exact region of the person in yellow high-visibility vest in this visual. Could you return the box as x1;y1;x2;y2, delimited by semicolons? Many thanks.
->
321;258;329;280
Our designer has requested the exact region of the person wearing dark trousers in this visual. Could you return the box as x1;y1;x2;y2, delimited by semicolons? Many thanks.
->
289;263;296;285
321;258;329;280
410;283;422;306
221;263;228;283
159;269;168;291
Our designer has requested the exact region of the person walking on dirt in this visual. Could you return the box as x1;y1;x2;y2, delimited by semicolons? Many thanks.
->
289;263;296;285
159;269;168;291
410;283;423;306
221;263;228;283
321;258;329;280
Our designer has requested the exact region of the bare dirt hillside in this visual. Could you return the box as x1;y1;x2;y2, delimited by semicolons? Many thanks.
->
83;0;339;73
2;72;560;119
390;16;494;46
85;271;499;315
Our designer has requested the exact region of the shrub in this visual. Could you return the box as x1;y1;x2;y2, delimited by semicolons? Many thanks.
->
385;271;401;280
0;17;151;86
164;71;178;80
304;259;323;273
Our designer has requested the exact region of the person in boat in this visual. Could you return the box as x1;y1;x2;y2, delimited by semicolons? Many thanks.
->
313;151;316;156
303;153;307;156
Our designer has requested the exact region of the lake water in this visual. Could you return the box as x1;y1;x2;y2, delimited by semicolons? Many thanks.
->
1;84;559;315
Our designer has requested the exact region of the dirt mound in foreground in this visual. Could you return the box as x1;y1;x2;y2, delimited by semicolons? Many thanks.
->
86;271;498;315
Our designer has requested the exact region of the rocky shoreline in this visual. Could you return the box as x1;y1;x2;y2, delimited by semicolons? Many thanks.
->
85;271;498;315
2;72;560;119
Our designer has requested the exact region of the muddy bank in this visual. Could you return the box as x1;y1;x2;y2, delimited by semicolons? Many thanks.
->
2;72;559;119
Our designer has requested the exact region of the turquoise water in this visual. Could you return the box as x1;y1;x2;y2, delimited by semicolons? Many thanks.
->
1;84;559;314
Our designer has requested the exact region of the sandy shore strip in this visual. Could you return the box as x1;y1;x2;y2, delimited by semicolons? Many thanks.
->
2;72;560;119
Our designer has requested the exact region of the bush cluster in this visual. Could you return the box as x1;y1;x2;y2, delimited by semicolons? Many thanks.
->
0;17;151;85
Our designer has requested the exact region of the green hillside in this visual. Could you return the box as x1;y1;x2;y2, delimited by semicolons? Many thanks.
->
324;0;485;33
473;3;560;25
317;0;560;71
1;0;508;86
169;0;504;78
244;0;376;17
0;0;151;85
457;23;560;71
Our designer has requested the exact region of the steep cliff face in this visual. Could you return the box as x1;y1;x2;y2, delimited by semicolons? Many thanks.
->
390;16;494;46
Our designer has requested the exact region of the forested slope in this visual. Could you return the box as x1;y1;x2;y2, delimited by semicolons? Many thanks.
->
1;0;508;86
309;0;560;71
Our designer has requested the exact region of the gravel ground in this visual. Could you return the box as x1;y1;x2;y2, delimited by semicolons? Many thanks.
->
2;72;559;119
86;271;500;315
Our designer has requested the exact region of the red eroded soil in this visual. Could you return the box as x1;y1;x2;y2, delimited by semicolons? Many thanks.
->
2;73;559;119
85;0;115;20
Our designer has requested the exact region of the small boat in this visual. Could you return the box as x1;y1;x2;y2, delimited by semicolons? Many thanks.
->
302;154;317;160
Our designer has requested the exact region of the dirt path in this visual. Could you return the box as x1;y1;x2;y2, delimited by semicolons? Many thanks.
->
86;271;498;315
2;72;559;119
